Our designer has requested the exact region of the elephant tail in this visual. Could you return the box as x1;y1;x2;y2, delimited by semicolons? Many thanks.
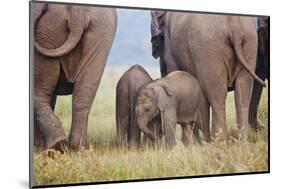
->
33;3;48;25
233;38;266;87
34;5;84;57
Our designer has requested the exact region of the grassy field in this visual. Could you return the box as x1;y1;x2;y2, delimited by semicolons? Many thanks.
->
33;68;268;186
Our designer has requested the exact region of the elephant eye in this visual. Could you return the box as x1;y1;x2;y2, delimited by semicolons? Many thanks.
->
145;108;149;112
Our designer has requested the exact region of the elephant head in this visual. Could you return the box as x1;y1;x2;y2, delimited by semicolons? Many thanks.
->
135;82;175;141
33;3;87;57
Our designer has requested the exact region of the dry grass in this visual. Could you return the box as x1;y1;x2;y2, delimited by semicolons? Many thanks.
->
33;68;268;186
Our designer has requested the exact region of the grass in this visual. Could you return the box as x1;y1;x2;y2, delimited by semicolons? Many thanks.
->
33;67;268;186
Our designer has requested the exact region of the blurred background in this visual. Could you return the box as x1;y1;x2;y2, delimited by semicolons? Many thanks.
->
107;9;159;70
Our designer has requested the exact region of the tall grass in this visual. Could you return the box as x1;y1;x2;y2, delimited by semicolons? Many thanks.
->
34;68;268;186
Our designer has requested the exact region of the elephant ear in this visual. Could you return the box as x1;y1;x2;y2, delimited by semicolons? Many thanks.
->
154;84;177;148
154;85;173;111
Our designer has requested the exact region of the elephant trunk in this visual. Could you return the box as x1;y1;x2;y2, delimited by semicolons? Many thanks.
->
137;118;156;140
34;6;85;57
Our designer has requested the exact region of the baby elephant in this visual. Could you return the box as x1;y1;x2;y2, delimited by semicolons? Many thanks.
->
135;71;203;148
116;64;154;147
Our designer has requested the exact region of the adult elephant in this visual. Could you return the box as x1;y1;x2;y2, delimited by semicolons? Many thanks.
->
33;3;117;151
249;17;269;130
151;11;208;142
151;11;266;140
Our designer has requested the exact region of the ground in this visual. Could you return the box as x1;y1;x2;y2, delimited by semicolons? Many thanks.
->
33;68;268;186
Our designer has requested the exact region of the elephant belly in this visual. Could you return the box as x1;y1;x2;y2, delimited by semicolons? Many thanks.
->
177;114;196;125
177;109;197;125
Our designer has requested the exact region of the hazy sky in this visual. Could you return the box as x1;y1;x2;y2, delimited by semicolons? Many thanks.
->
107;8;159;69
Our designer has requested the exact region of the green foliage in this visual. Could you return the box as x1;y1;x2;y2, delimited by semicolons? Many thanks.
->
34;69;268;186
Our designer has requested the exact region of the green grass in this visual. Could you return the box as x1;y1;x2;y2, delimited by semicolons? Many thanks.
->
34;68;268;186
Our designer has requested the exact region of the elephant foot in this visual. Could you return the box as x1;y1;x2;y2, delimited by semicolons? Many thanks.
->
128;138;141;148
52;139;69;153
117;140;128;148
237;127;250;142
189;137;199;146
44;130;68;152
143;135;153;146
34;129;44;149
45;136;68;152
213;128;229;142
165;140;177;149
69;137;88;151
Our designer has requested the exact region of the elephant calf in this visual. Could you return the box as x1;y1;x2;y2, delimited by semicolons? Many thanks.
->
135;71;203;148
116;64;155;147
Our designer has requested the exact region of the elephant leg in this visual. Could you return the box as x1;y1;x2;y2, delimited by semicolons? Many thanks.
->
34;118;44;149
34;53;67;150
70;87;95;150
186;41;228;140
249;68;266;130
116;114;129;147
156;119;163;139
130;116;141;146
143;134;148;145
70;87;94;150
207;83;228;140
35;104;68;151
35;94;58;150
34;94;56;149
159;57;168;77
193;125;201;145
69;54;107;150
116;89;129;147
182;123;194;147
163;116;177;148
211;105;228;140
235;40;257;140
235;69;254;140
50;94;57;111
197;94;211;143
249;80;264;130
203;77;228;140
116;107;129;147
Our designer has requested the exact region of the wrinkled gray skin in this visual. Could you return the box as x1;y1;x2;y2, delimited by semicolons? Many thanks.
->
151;11;266;140
116;65;159;147
135;71;203;148
33;3;117;151
249;17;269;130
151;11;209;142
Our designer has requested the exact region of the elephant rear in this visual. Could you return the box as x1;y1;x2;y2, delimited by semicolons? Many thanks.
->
33;3;118;151
116;65;153;147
